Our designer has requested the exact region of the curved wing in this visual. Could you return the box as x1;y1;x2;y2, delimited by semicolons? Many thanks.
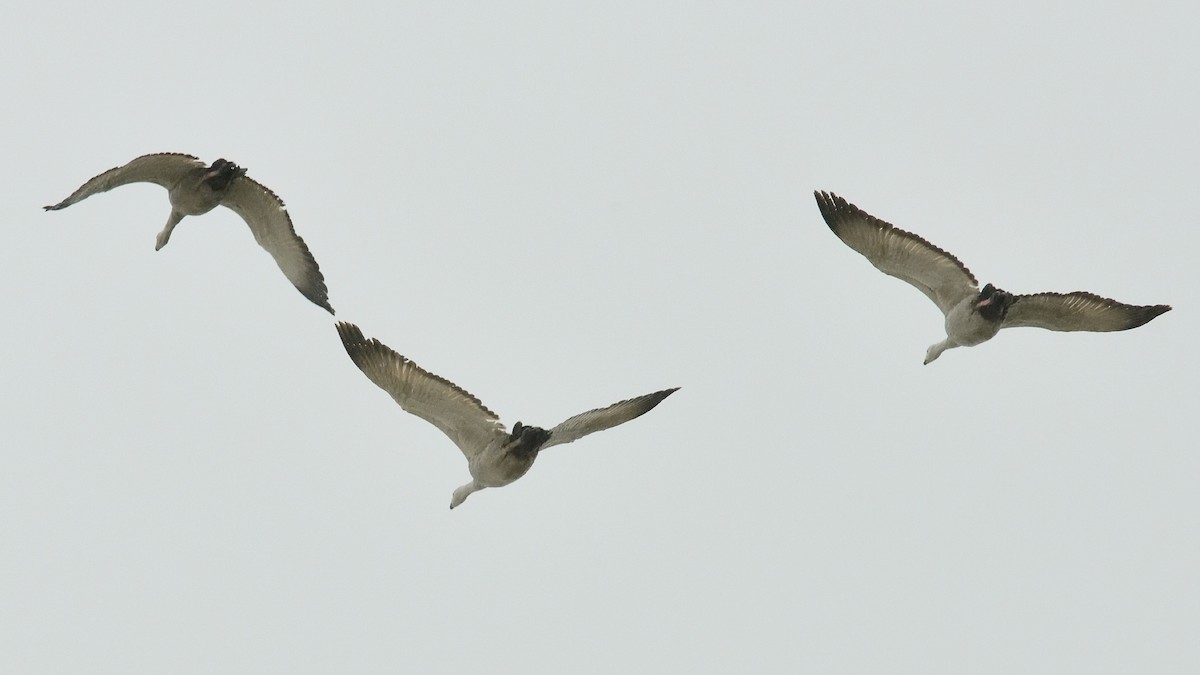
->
1002;292;1171;332
221;176;334;314
44;153;205;210
541;387;679;451
336;322;506;460
815;191;978;315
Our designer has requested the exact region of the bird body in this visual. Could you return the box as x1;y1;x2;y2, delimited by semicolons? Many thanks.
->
162;158;238;215
923;285;1012;363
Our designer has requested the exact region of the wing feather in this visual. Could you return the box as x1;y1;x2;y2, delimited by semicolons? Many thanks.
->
44;153;204;210
336;322;506;460
541;387;679;451
815;191;978;315
1002;292;1171;332
222;176;334;314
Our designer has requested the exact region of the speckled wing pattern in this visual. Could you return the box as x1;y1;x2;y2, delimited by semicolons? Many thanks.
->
222;175;334;314
1002;292;1171;332
336;322;506;460
815;191;978;315
540;387;679;451
44;153;205;210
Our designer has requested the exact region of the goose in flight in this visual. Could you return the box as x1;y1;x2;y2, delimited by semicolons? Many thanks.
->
814;191;1171;364
45;152;333;313
336;322;679;509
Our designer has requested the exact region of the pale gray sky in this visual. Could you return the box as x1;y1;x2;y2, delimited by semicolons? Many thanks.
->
2;2;1196;673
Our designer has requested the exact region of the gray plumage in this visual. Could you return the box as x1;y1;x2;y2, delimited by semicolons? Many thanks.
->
336;322;678;508
45;152;333;314
815;191;1171;363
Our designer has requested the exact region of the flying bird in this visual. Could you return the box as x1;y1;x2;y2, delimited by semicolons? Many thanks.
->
45;152;333;313
336;322;678;509
814;191;1171;364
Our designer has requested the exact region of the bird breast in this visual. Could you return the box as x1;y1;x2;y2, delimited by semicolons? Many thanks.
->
467;446;538;488
167;178;226;216
944;295;1002;347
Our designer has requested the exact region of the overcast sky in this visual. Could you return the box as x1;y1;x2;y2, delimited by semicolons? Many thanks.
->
2;2;1196;673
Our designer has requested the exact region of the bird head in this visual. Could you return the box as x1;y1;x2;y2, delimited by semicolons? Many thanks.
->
450;485;473;509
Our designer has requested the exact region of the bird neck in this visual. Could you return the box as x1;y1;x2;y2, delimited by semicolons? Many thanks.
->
450;480;482;509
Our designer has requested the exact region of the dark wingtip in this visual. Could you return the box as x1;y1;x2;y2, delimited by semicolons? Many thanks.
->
813;190;849;232
301;287;334;314
647;387;681;403
336;320;363;343
1130;304;1172;329
645;387;681;408
335;321;367;354
335;321;372;367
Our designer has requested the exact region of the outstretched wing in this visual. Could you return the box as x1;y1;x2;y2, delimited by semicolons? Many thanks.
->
44;153;205;210
1002;292;1171;332
221;175;334;314
541;387;679;451
336;322;506;460
815;191;978;315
